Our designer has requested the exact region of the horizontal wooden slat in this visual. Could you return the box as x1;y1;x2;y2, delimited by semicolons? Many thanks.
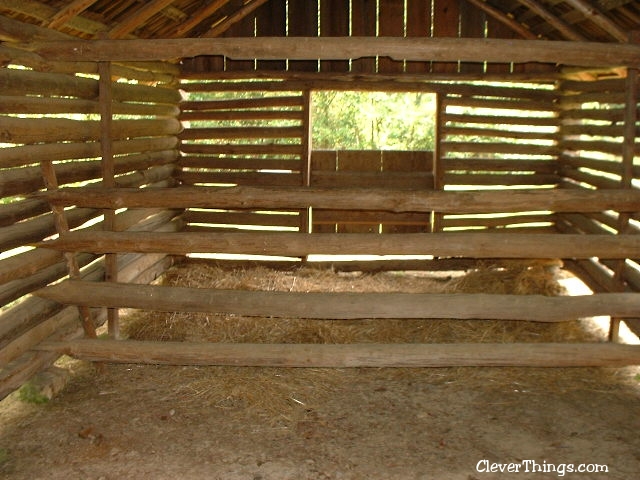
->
179;110;303;121
180;96;304;111
38;186;640;214
179;156;300;171
311;171;434;189
34;281;640;321
178;171;302;187
179;126;303;140
184;210;300;228
35;231;640;259
444;158;557;173
180;143;302;156
312;210;430;225
34;339;640;367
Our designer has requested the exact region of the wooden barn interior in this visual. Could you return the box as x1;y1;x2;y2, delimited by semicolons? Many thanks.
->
2;0;640;400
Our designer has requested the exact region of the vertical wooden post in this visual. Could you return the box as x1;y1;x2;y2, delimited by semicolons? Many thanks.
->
39;161;97;339
300;89;313;236
431;93;445;233
610;32;640;342
99;60;119;339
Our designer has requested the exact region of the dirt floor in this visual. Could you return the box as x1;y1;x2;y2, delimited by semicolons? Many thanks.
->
2;263;640;479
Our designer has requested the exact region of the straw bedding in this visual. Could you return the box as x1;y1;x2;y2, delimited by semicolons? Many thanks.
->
119;260;611;421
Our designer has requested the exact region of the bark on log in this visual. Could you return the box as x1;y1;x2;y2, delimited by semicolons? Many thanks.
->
34;339;640;367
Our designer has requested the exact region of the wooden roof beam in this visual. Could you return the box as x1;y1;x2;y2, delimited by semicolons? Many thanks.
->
563;0;630;42
514;0;587;41
203;0;271;37
169;0;230;38
107;0;177;39
43;0;99;29
463;0;538;39
20;37;640;68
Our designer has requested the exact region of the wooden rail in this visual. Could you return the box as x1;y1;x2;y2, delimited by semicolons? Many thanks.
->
35;281;640;322
36;231;640;259
34;340;640;367
38;186;640;213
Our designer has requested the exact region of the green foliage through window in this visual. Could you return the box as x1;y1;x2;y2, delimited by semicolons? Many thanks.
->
312;91;436;150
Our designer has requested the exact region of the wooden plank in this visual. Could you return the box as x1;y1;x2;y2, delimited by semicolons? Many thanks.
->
40;186;640;214
34;339;640;368
378;0;405;73
287;0;318;72
254;0;286;70
320;0;349;73
21;37;640;68
350;0;377;73
36;231;640;259
432;0;460;73
405;0;432;73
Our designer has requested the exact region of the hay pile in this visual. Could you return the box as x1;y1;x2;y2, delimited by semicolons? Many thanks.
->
117;260;611;421
125;259;575;346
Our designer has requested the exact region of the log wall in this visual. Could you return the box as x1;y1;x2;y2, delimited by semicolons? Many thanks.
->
556;74;640;298
178;81;308;237
438;82;561;232
0;46;183;399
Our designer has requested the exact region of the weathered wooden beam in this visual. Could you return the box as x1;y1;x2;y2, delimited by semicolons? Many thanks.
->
38;186;640;214
35;280;640;322
18;37;640;67
34;339;640;367
35;231;640;259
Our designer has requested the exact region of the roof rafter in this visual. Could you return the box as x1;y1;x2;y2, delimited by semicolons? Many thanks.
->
169;0;230;38
43;0;99;29
514;0;587;41
107;0;177;39
463;0;538;39
203;0;271;38
563;0;629;42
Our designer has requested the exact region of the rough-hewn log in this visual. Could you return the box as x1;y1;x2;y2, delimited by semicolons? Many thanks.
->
0;117;181;144
34;339;640;367
0;137;178;170
1;150;177;197
21;37;640;67
39;186;640;214
0;95;179;117
35;231;640;259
